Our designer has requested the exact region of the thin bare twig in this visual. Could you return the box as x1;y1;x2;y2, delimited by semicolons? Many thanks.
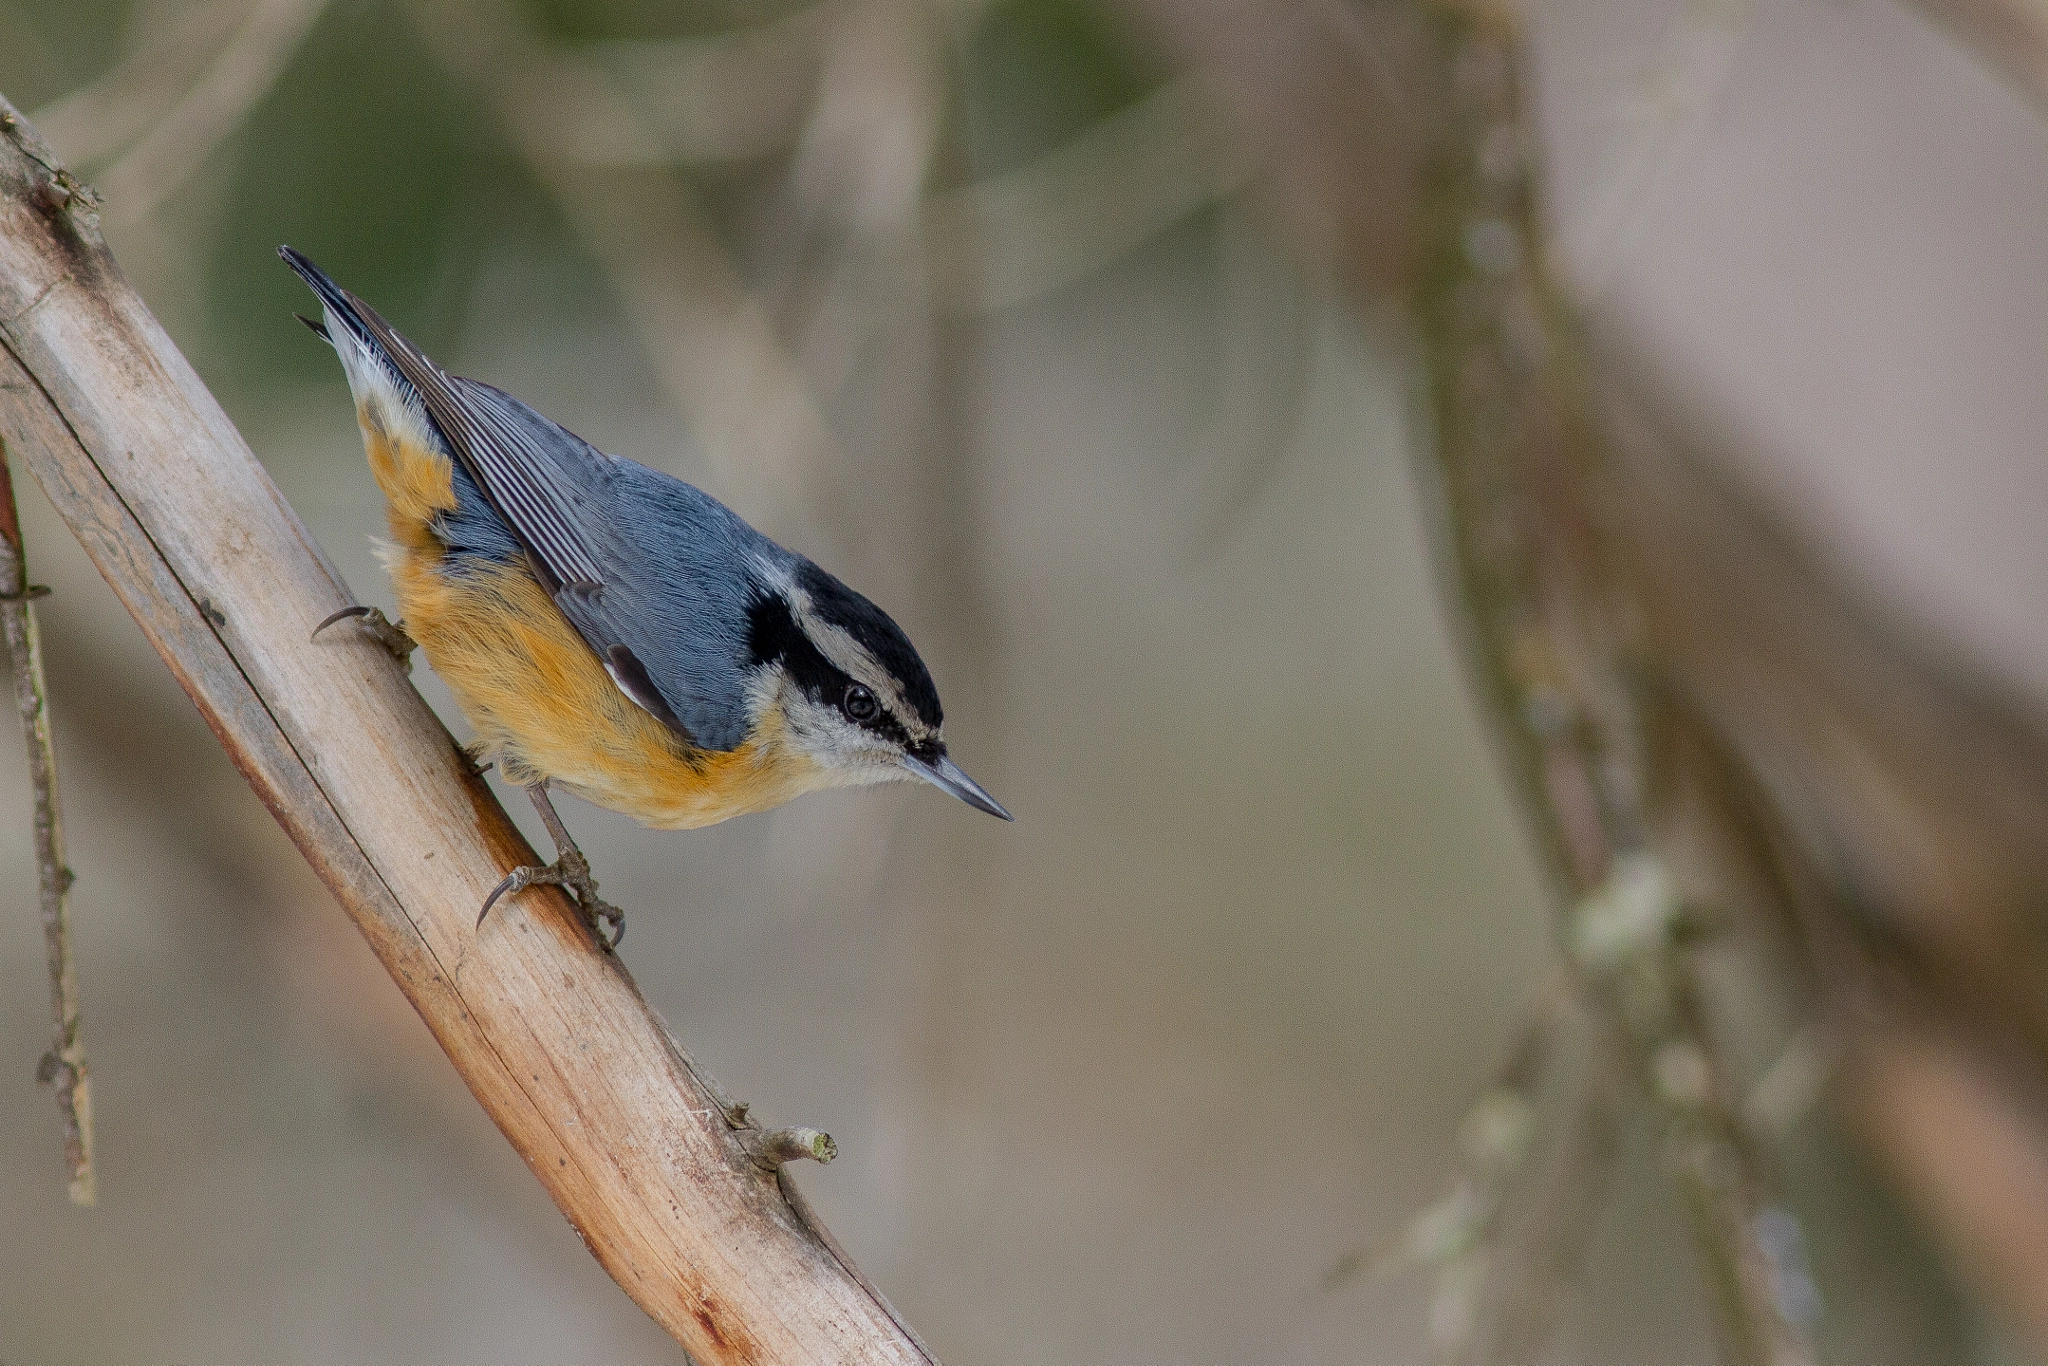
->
0;439;90;1205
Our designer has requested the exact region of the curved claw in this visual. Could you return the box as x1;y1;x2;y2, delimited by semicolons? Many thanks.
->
474;858;626;952
312;604;373;640
477;864;540;928
313;603;416;667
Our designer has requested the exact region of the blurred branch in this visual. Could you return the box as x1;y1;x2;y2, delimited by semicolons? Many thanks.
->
1484;1051;1624;1361
1113;0;1430;295
1184;200;1319;552
1136;0;2048;1356
925;76;1251;312
0;440;91;1206
403;0;845;551
1608;373;2048;1361
770;0;947;398
580;6;831;166
1906;0;2048;108
1130;2;1816;1359
1840;1020;2048;1351
92;0;331;226
27;0;245;169
1330;972;1577;1365
1406;15;1813;1361
0;96;933;1364
1744;1025;1834;1140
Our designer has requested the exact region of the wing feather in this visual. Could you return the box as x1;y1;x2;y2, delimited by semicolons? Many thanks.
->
347;310;608;594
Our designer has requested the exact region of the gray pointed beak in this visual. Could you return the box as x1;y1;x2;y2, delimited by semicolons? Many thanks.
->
903;752;1013;820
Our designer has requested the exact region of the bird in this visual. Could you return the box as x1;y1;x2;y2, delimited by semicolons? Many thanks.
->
280;246;1009;948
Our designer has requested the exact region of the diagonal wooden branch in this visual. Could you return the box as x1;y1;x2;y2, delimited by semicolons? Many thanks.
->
0;95;934;1364
0;439;92;1205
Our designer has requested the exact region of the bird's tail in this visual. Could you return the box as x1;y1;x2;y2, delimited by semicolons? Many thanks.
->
279;246;441;439
279;246;379;355
278;242;465;558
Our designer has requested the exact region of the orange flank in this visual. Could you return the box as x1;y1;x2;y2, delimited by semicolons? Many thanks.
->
357;398;458;548
356;407;822;829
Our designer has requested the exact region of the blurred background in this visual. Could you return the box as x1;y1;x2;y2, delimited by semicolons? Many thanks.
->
2;0;2047;1361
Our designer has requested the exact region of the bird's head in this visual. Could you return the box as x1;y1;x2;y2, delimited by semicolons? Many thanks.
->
744;560;1010;820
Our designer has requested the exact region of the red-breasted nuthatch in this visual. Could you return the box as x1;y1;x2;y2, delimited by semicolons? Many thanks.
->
282;247;1009;946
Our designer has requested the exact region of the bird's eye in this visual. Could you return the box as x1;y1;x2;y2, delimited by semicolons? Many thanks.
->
842;683;879;722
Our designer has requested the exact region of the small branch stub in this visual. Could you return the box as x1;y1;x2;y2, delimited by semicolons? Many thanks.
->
748;1126;839;1171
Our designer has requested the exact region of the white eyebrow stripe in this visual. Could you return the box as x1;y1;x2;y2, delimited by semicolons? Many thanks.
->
788;590;934;742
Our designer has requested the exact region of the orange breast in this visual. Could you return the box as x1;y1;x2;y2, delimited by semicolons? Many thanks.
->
357;412;822;829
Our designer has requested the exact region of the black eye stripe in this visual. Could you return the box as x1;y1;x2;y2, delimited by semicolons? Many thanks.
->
747;594;911;745
748;593;842;698
859;708;912;747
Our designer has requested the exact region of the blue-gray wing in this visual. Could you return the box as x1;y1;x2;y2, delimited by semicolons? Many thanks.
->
443;381;609;591
443;381;766;753
328;290;607;593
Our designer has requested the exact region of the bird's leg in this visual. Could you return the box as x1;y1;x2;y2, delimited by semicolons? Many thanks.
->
312;604;416;669
477;782;626;950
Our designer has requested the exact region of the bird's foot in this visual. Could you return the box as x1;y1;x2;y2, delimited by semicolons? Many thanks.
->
313;604;416;669
478;845;626;951
477;782;627;950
